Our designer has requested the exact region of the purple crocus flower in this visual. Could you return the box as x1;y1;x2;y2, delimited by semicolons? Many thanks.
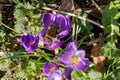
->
20;34;39;52
39;13;71;50
60;40;89;80
42;62;62;80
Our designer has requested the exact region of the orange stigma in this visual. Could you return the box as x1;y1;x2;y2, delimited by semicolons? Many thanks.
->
29;40;33;45
72;56;78;64
50;67;56;72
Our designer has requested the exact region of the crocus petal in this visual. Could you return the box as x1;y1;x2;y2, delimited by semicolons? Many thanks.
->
48;39;63;50
39;27;51;45
58;30;69;38
42;13;56;27
66;17;72;31
30;37;39;50
60;47;75;65
39;27;48;41
55;14;71;38
20;36;30;48
49;70;62;80
42;62;59;77
72;58;89;71
75;49;86;58
66;40;77;51
55;14;67;31
64;67;73;80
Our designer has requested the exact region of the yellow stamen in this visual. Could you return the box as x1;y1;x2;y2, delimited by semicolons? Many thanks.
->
50;67;56;72
72;56;78;64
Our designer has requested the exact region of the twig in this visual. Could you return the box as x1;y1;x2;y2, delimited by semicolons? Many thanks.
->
91;0;102;13
42;6;104;29
1;23;23;36
1;22;19;33
71;0;75;12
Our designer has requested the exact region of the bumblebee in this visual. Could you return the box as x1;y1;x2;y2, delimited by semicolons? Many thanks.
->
45;24;60;42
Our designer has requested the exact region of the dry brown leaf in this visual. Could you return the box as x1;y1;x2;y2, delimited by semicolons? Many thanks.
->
91;38;106;72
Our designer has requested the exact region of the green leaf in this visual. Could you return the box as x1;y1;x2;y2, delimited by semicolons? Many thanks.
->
9;0;20;4
71;70;89;80
21;57;29;70
14;3;29;33
30;59;45;67
107;70;120;80
15;68;25;79
37;49;51;62
0;14;1;26
114;58;120;69
14;2;42;34
0;31;5;42
28;61;36;71
102;2;118;26
101;42;118;59
104;24;119;43
114;0;120;9
102;1;120;49
114;12;120;20
88;70;102;80
72;12;94;41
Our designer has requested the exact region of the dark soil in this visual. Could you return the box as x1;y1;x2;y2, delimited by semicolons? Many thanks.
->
0;0;14;24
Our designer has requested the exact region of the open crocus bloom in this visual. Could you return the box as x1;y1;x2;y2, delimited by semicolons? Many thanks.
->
60;40;89;80
42;62;62;80
20;34;39;52
39;13;71;50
